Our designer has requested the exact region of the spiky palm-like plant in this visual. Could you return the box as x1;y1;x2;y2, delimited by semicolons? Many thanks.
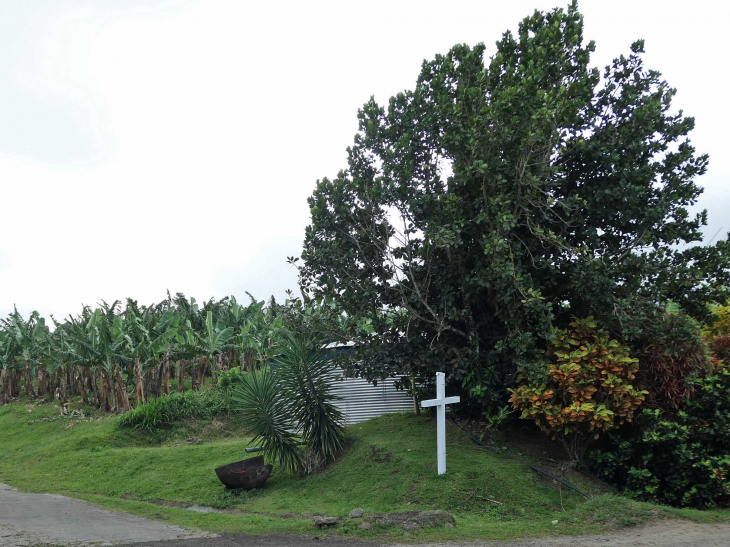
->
274;332;345;464
230;332;345;473
230;366;304;473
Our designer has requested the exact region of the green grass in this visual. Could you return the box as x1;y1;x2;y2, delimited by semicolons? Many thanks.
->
1;399;728;542
118;390;228;431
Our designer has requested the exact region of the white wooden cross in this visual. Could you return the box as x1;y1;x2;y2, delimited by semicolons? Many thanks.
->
421;372;460;475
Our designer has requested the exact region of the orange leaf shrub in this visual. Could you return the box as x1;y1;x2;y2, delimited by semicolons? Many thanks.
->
509;317;647;464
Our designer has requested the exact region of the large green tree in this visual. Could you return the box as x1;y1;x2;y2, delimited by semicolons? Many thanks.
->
298;2;730;406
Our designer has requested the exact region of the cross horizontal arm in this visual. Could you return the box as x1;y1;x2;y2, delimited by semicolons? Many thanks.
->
421;396;460;408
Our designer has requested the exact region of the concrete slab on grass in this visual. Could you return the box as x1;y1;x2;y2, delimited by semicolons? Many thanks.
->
0;483;207;546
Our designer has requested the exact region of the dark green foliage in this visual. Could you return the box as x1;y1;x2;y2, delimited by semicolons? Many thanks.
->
704;304;730;364
229;367;304;474
634;311;710;415
230;333;345;473
217;366;246;390
588;364;730;507
117;390;228;431
273;333;346;464
297;1;730;407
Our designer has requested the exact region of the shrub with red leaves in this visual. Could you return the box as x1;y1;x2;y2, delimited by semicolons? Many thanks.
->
636;312;709;416
708;336;730;364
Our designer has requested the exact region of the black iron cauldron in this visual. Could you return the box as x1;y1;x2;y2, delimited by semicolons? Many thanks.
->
215;455;273;489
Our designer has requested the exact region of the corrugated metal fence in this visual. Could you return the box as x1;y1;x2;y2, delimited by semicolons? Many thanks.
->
329;368;415;425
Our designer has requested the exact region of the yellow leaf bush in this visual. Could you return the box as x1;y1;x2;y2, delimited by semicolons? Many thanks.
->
509;317;647;463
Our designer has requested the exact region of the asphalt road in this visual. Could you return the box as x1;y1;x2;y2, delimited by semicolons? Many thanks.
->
3;482;730;547
0;483;205;546
120;523;730;547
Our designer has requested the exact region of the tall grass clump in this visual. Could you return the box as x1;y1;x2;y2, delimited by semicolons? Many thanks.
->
118;390;228;431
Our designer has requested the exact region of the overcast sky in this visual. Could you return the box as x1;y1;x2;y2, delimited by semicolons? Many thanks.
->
1;0;728;320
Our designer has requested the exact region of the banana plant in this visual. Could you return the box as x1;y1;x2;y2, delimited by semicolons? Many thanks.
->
170;294;200;392
0;328;11;405
122;300;179;405
198;310;235;386
234;309;283;371
2;310;47;398
68;303;129;411
40;320;77;404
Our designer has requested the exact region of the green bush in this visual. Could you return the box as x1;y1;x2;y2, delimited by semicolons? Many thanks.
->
217;366;246;390
588;363;730;507
118;390;228;431
704;304;730;364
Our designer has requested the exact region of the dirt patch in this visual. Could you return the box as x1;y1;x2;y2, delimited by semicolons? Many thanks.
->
121;494;191;509
370;445;392;463
495;519;730;546
310;440;354;474
123;496;320;519
368;510;456;530
451;418;613;497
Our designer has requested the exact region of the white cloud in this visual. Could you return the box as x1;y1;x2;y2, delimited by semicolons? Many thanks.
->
1;0;728;319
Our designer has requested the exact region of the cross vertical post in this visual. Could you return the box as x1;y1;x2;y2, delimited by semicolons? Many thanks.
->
420;372;460;475
436;372;446;474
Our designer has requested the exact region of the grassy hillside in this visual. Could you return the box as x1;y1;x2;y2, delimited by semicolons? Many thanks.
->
0;400;727;541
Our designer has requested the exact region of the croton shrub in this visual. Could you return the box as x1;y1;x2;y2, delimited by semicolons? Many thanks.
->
509;317;647;464
636;311;709;416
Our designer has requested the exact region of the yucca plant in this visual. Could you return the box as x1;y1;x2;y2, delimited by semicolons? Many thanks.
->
274;332;345;464
230;332;345;474
230;367;304;473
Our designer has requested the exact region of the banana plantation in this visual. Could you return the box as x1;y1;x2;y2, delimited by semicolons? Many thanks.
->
0;293;347;412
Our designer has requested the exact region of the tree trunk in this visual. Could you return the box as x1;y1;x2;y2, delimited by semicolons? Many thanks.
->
114;365;130;411
101;368;117;412
144;370;151;401
0;368;7;405
134;357;145;406
75;367;84;398
79;368;88;406
151;365;159;398
162;350;170;396
46;369;56;403
88;369;100;409
66;367;74;397
13;369;21;398
155;362;163;397
177;360;186;393
36;368;43;397
109;369;118;413
191;360;200;392
56;369;69;414
7;369;17;398
211;355;221;386
196;358;206;391
100;369;110;411
24;362;36;398
37;367;47;396
151;360;160;398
